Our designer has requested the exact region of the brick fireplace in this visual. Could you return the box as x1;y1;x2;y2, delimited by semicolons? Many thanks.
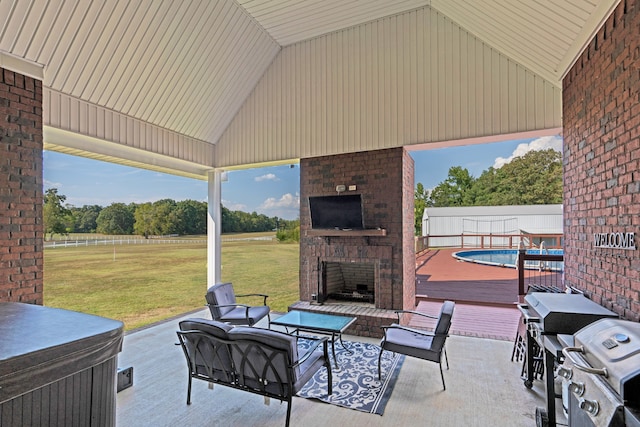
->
296;148;415;337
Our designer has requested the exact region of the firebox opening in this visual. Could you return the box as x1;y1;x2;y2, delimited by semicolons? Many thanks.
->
322;261;375;304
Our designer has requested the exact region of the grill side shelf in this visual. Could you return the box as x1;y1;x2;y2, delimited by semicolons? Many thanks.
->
517;304;540;323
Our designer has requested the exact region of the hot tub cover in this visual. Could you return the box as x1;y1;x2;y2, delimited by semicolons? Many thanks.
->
0;302;124;403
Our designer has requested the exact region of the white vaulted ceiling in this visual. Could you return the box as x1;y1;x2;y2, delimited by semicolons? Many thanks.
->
239;0;615;85
0;0;620;177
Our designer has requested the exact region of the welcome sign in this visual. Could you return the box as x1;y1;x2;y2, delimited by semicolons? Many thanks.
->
593;232;637;250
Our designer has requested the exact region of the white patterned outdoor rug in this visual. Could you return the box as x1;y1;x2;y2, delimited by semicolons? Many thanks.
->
297;339;405;415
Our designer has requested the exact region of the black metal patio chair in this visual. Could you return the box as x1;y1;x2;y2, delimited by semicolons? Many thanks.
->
378;300;455;390
205;282;270;326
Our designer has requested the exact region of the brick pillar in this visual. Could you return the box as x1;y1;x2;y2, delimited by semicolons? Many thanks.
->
299;147;415;311
402;148;416;310
0;67;44;304
562;0;640;320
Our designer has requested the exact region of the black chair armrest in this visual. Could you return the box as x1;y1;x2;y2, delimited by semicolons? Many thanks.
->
293;336;330;367
393;309;437;323
236;293;269;306
207;303;252;309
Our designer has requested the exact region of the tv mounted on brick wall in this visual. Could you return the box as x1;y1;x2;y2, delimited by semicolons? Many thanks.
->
309;194;365;230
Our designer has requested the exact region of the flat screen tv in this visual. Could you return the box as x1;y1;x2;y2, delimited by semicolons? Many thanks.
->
309;194;364;230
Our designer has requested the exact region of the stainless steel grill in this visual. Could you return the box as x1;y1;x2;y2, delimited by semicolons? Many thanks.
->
519;293;619;336
558;319;640;427
517;292;619;427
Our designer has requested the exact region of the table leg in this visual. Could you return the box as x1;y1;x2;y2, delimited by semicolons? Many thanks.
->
328;333;354;369
336;333;353;355
330;333;339;368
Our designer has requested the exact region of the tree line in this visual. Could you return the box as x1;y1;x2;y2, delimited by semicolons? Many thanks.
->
44;148;561;239
43;189;299;240
414;148;562;234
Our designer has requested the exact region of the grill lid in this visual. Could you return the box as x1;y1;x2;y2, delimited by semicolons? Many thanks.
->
524;293;618;334
574;318;640;400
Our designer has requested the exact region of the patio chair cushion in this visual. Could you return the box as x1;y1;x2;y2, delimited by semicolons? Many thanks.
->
382;328;439;362
216;305;271;325
434;301;454;336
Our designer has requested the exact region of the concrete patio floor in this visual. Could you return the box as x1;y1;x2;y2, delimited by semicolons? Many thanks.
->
116;308;555;427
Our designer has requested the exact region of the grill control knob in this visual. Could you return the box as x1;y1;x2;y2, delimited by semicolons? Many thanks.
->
614;333;630;343
567;381;585;396
579;398;599;416
556;366;573;380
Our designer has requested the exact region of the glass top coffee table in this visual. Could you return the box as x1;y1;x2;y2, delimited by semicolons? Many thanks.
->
271;310;357;368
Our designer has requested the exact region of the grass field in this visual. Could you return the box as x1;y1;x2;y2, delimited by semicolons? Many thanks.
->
43;233;299;330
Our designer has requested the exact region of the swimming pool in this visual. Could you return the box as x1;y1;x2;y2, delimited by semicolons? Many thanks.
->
453;249;564;270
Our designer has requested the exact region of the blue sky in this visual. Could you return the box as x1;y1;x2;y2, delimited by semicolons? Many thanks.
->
43;135;562;220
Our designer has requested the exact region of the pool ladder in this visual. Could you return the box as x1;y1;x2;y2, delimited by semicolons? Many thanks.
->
538;242;548;271
514;241;549;271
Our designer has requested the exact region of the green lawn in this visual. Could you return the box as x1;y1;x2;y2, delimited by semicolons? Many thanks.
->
43;235;299;330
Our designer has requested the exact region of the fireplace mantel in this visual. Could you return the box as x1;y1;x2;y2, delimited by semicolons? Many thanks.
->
305;228;386;237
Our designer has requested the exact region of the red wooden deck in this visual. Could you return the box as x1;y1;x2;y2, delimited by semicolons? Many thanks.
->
416;249;521;304
413;249;524;341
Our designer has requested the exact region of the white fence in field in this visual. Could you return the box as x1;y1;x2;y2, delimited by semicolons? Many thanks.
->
44;239;206;248
44;235;275;249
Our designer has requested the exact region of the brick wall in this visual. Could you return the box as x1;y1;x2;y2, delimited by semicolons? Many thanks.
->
563;0;640;320
0;67;44;304
299;147;415;312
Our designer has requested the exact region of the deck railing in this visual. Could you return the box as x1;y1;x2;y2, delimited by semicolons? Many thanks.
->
517;249;564;296
415;233;563;253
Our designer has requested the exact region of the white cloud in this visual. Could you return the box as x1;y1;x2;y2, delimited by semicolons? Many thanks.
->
43;179;63;189
222;199;248;211
255;173;278;182
257;193;300;219
493;136;563;169
260;193;299;210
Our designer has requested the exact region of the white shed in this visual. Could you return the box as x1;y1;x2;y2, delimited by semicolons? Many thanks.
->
421;205;563;248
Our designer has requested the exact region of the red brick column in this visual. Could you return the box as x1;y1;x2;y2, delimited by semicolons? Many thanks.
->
402;148;416;310
299;147;415;311
562;0;640;320
0;67;44;304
